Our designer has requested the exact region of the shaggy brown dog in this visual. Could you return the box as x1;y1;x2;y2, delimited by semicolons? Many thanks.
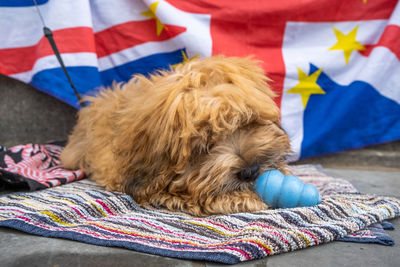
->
60;55;291;216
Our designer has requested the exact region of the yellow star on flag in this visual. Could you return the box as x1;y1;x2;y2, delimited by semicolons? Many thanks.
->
141;1;165;36
329;26;366;65
170;50;200;68
286;67;325;109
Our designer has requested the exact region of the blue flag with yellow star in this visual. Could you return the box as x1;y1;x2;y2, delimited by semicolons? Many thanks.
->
299;64;400;157
281;5;400;159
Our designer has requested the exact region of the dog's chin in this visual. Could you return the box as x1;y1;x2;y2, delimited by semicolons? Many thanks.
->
218;178;256;194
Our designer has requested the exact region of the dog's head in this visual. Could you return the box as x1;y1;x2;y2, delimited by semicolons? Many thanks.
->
113;55;291;216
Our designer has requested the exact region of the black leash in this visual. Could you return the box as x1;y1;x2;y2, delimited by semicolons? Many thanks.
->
33;0;86;108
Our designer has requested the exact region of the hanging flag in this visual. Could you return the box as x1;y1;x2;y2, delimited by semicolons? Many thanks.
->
0;0;212;108
0;0;399;159
279;3;400;159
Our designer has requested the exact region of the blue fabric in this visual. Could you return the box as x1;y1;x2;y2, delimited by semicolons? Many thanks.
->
338;221;395;246
30;66;102;109
0;0;48;7
29;49;187;109
99;49;186;86
301;64;400;158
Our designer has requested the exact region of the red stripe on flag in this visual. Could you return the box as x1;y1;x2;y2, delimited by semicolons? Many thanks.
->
0;20;187;75
168;0;398;107
95;19;187;58
167;0;397;22
360;25;400;60
210;19;287;107
0;27;96;75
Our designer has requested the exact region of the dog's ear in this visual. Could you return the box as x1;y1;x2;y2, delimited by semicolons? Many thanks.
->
109;73;199;182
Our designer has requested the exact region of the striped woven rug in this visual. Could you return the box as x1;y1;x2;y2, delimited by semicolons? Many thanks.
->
0;165;399;264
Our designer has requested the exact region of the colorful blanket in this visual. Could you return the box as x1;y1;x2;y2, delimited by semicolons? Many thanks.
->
0;143;399;263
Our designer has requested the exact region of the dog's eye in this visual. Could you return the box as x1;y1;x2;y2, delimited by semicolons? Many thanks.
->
208;144;215;151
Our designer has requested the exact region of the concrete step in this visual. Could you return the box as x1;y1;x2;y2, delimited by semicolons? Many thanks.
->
297;141;400;170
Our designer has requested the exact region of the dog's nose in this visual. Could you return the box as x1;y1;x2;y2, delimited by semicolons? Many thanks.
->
237;163;260;182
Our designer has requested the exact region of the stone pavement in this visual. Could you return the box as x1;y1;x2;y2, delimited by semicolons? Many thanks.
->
1;74;400;266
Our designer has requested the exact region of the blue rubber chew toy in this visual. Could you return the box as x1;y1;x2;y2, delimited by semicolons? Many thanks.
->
254;169;321;209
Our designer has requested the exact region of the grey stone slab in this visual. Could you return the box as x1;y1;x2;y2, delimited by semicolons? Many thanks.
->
0;228;205;267
0;74;76;147
323;168;400;197
296;144;400;169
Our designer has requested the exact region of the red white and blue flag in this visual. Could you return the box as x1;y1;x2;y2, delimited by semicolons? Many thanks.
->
1;0;399;160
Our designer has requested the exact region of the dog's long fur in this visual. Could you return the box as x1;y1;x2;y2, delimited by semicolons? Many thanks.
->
60;55;291;216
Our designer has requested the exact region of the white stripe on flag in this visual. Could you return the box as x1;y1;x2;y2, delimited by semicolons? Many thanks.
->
0;0;93;49
10;52;98;83
390;3;400;26
90;0;150;33
355;47;400;104
155;0;212;59
281;92;304;162
98;37;185;71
